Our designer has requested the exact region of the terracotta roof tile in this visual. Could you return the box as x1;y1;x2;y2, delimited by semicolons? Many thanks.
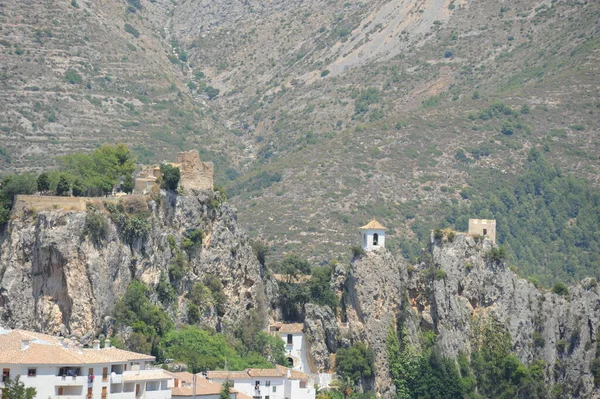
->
247;368;283;377
165;371;195;383
274;365;310;381
269;323;303;334
0;329;154;365
206;371;250;380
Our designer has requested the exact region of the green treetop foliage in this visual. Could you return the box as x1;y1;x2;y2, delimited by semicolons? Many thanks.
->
387;318;548;399
159;164;180;191
160;326;276;373
219;381;232;399
113;280;173;358
335;342;375;385
447;148;600;286
2;376;36;399
275;256;338;321
0;173;37;224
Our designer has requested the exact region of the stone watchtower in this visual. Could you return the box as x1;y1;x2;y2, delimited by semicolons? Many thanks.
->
468;219;496;243
360;219;387;251
175;150;214;191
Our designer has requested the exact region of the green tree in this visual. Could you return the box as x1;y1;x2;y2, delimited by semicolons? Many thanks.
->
37;172;50;192
160;164;180;191
2;376;36;399
122;174;135;194
552;282;569;296
219;381;232;399
335;342;374;384
56;175;71;196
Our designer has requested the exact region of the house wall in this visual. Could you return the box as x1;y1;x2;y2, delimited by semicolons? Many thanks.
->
280;333;311;373
286;380;315;399
211;377;285;399
0;364;171;399
361;229;385;251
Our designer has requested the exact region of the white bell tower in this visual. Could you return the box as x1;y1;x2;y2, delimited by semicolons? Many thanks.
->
360;219;387;251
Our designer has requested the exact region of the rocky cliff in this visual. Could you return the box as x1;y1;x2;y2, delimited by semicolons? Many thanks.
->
0;190;276;337
332;232;600;397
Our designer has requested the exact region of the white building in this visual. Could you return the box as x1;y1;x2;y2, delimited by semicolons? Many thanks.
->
0;329;172;399
360;219;387;251
207;366;315;399
268;323;310;373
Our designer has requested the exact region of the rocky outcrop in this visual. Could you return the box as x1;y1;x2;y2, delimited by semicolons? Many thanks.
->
338;233;600;398
0;190;276;336
343;249;410;397
304;303;339;372
412;232;600;398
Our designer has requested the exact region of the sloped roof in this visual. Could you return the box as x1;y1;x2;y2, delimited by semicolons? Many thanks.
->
359;219;387;230
0;329;154;365
274;365;311;381
247;368;284;377
206;371;250;380
165;371;195;383
269;323;304;334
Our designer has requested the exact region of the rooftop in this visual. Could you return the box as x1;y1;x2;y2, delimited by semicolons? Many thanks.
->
0;329;154;365
206;365;307;381
359;219;387;230
269;323;304;334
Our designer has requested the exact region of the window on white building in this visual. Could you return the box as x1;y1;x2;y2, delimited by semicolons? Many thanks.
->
3;368;10;382
273;386;277;393
265;381;271;387
287;334;293;345
300;381;307;389
27;368;36;377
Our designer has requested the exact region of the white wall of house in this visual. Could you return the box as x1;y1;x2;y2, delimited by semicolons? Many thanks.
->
280;333;311;373
0;364;171;399
285;379;314;399
211;376;287;399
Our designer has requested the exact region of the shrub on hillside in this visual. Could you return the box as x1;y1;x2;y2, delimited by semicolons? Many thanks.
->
124;24;140;38
64;69;82;84
552;282;569;296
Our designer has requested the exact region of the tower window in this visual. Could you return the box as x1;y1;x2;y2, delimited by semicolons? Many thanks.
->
373;233;379;246
483;229;487;235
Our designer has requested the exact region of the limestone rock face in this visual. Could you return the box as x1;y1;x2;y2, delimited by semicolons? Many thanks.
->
344;249;409;397
0;191;275;337
304;303;339;372
339;233;600;397
415;233;600;398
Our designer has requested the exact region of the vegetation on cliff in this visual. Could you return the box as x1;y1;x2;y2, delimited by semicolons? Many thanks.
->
0;144;137;224
447;149;600;286
112;280;284;372
387;319;548;399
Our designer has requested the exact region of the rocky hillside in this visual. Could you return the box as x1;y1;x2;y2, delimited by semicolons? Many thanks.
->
1;0;598;267
0;190;276;336
303;232;600;397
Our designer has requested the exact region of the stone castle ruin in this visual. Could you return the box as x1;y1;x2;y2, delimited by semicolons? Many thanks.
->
468;219;496;243
134;150;214;194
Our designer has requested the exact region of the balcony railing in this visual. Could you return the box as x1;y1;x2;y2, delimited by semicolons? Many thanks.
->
55;376;86;386
110;374;123;384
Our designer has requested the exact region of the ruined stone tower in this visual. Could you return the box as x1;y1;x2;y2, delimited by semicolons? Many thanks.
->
176;150;214;191
468;219;496;243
